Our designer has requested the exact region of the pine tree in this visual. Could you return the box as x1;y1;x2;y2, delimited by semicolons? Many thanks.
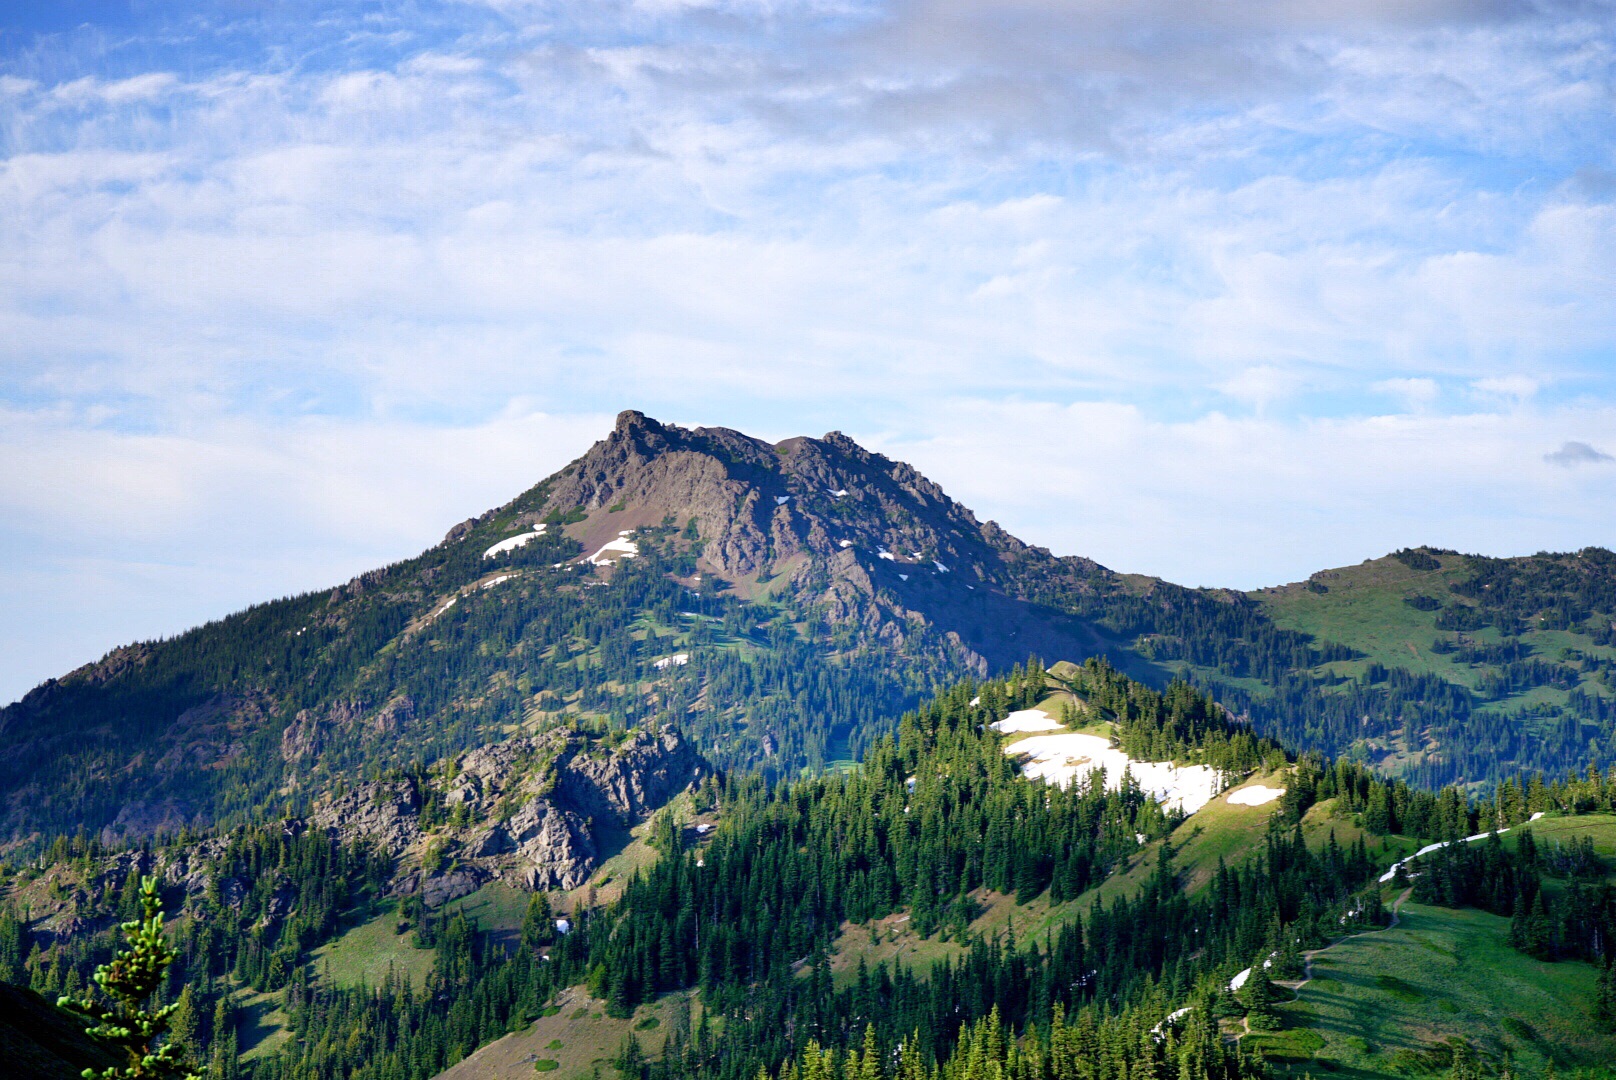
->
1447;1039;1481;1080
58;875;199;1080
1240;962;1281;1032
1597;959;1616;1029
616;1034;646;1080
522;894;556;949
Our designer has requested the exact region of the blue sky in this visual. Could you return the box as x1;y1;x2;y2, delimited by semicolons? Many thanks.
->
2;0;1614;704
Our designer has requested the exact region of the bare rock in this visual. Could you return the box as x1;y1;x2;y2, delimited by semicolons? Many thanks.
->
557;727;707;826
309;779;423;858
424;866;488;908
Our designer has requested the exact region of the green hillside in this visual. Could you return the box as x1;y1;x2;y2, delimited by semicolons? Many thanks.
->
8;658;1614;1080
1249;548;1616;785
1263;900;1614;1078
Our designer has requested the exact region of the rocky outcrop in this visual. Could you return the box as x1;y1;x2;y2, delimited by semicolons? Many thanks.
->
309;779;424;858
282;699;369;763
303;725;707;903
483;799;598;891
557;728;709;826
98;798;194;847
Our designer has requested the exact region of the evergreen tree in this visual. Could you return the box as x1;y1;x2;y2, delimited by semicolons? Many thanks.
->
1240;962;1281;1032
58;875;199;1080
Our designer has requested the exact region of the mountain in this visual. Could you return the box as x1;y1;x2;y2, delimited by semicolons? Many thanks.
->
0;411;1118;848
2;411;1614;850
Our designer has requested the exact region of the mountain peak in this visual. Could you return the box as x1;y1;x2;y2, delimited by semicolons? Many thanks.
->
525;411;1096;675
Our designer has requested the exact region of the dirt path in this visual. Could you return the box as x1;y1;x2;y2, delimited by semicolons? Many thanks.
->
1289;887;1412;992
1231;889;1411;1044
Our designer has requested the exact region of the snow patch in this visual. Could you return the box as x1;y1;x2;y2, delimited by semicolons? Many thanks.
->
934;561;949;573
481;575;514;590
839;540;854;548
1226;785;1286;807
990;709;1063;734
1228;967;1250;992
829;489;849;497
483;524;548;558
899;573;909;581
1378;824;1531;883
969;696;981;707
1151;1007;1194;1040
654;653;691;670
775;496;791;505
587;536;640;564
878;550;896;560
1003;732;1221;815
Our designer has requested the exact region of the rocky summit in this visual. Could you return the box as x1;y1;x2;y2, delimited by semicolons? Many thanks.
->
522;409;1107;672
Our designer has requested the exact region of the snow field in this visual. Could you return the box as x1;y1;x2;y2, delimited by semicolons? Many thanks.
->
586;533;640;565
483;525;547;558
1226;785;1287;807
653;653;690;670
1003;731;1221;814
989;709;1064;734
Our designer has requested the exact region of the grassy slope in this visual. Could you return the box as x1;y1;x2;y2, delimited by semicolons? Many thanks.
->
1254;554;1474;680
309;901;437;991
435;985;695;1080
1254;552;1616;700
1259;901;1616;1079
1506;813;1616;860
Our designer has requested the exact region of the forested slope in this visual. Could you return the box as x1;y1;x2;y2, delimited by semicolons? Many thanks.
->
9;661;1616;1080
1011;546;1616;787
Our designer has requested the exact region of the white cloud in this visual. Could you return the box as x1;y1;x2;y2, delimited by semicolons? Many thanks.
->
877;400;1616;590
1472;375;1539;399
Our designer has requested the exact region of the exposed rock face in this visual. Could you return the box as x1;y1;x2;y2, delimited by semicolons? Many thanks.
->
307;725;707;903
98;799;194;847
309;779;424;858
558;728;709;826
282;699;369;763
538;410;1106;671
490;799;598;891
